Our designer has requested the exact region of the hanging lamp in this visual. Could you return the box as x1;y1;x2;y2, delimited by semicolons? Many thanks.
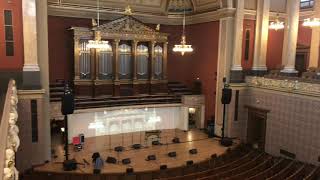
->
302;18;320;28
173;0;193;56
86;0;110;50
269;13;285;31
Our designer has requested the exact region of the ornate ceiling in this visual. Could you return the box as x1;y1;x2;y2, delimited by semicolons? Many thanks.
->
48;0;312;25
48;0;223;25
48;0;220;14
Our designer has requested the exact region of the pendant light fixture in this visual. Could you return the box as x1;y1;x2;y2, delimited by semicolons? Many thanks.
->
302;18;320;28
86;0;110;50
173;0;193;56
269;13;285;31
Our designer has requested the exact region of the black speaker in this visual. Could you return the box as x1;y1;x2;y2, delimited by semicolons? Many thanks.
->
172;137;180;143
160;165;167;170
126;167;134;174
114;146;124;152
220;137;233;147
79;134;85;144
146;155;156;161
168;152;177;157
63;159;77;171
122;158;131;165
186;160;194;166
221;88;232;104
106;156;117;164
61;87;74;115
189;149;198;155
132;144;141;149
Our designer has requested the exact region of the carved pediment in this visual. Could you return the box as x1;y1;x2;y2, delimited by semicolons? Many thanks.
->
96;16;157;35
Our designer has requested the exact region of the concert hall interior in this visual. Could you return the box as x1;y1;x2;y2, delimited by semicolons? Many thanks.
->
1;0;320;180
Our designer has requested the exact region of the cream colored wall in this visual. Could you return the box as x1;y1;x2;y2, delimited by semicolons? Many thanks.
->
228;86;320;165
16;93;48;172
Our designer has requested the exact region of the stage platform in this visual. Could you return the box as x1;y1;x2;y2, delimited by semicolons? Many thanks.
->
35;129;237;174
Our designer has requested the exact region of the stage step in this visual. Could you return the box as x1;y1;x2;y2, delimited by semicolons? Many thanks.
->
168;81;193;96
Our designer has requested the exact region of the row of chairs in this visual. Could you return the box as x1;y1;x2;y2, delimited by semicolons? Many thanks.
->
21;144;320;180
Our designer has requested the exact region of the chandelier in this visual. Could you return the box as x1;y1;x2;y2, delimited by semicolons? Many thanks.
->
86;0;110;49
173;0;193;56
269;14;284;31
303;18;320;28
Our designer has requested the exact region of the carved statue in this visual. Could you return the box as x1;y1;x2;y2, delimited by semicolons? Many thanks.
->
3;167;14;180
5;149;15;162
7;132;20;152
9;111;18;125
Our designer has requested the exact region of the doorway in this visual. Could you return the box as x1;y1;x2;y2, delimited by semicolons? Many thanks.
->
245;105;269;150
295;44;310;76
295;53;307;76
188;107;200;129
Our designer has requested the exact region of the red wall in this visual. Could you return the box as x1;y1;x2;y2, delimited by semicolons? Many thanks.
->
265;21;312;69
48;16;92;82
0;0;24;71
266;29;284;69
48;16;220;121
188;22;220;121
161;25;194;86
298;21;312;46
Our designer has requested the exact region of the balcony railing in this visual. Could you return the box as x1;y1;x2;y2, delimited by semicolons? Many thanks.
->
0;80;19;180
246;76;320;96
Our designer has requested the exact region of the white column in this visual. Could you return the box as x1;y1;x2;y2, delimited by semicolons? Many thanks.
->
231;0;244;71
281;0;300;73
22;0;41;88
309;2;320;68
215;17;234;137
252;0;270;72
22;0;40;72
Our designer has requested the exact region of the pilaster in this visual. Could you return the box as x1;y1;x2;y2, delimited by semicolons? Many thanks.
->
309;2;320;68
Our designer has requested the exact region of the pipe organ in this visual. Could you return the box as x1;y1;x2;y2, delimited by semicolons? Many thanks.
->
71;16;169;97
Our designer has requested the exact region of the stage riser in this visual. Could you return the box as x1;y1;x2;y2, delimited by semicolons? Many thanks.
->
75;83;168;97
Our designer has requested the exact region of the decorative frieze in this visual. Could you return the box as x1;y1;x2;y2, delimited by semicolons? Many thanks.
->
246;76;320;96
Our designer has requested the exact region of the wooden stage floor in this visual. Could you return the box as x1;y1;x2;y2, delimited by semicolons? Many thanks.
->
36;129;235;174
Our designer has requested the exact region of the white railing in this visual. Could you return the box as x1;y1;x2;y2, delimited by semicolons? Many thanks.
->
0;80;19;180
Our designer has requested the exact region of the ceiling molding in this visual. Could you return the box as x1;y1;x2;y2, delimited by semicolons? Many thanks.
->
48;4;234;25
48;1;316;25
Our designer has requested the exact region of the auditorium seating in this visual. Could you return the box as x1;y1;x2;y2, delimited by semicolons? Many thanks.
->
21;144;320;180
